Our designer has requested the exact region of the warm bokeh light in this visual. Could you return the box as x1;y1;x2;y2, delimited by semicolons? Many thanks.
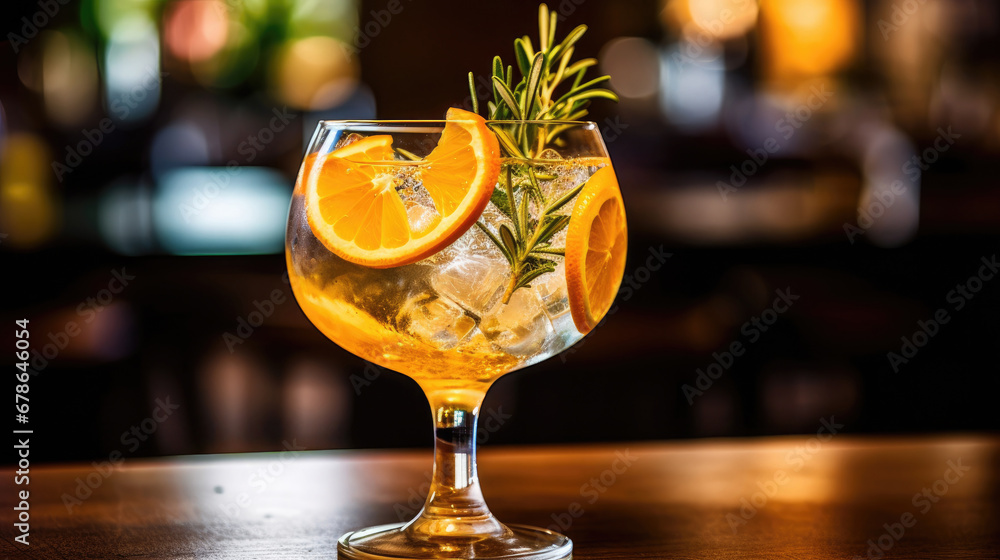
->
600;37;660;99
0;134;58;248
165;0;230;63
663;0;759;39
270;36;359;110
41;31;99;126
759;0;859;82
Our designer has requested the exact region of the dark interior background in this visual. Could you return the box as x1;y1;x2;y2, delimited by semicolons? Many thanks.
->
2;0;999;464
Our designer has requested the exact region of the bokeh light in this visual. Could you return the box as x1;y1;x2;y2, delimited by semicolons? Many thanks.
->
105;15;161;124
39;31;99;126
271;36;359;111
153;167;291;255
164;0;230;63
601;38;660;100
759;0;859;82
0;134;58;249
663;0;760;40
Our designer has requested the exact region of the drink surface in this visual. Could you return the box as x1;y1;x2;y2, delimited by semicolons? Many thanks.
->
287;153;611;389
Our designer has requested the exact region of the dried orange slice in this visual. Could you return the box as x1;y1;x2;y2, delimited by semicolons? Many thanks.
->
304;108;500;268
565;166;628;334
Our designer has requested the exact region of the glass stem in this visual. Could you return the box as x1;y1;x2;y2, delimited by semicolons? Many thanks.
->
404;388;508;541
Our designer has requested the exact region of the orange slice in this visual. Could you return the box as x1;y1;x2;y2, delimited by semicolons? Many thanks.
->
304;108;500;268
565;166;628;334
295;135;393;196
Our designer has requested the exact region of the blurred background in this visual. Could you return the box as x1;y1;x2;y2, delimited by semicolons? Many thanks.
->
2;0;999;463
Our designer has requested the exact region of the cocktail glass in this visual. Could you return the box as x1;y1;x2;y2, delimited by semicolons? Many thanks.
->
286;116;627;559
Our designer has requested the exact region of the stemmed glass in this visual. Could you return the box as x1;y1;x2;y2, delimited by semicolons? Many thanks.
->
286;115;627;559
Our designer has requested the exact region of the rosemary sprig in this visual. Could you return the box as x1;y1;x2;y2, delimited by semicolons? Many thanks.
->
468;3;617;303
468;4;617;159
486;166;588;303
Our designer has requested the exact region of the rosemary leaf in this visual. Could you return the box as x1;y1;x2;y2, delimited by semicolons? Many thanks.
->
550;25;587;64
538;4;549;53
517;183;531;240
546;181;586;214
563;58;597;79
489;187;514;220
547;11;557;50
536;214;570;245
530;247;566;257
522;35;535;59
503;167;519;233
494;129;525;158
551;75;612;108
394;148;422;161
467;72;478;114
524;52;545;119
499;223;519;260
514;38;531;77
492;77;523;120
513;257;557;292
476;221;514;265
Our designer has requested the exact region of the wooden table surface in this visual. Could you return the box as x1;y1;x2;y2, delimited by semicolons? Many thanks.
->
3;435;999;559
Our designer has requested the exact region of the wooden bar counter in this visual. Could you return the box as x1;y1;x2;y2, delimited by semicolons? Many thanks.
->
3;435;998;559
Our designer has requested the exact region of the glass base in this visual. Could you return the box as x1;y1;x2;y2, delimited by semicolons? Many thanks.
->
337;522;572;559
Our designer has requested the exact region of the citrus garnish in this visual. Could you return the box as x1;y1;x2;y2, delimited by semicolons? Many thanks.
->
421;107;500;220
564;166;627;334
304;109;499;268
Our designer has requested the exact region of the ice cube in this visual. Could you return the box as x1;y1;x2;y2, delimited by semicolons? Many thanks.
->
423;197;509;269
481;288;554;356
395;168;442;236
428;202;509;263
430;251;509;316
406;200;441;236
532;263;569;319
396;294;476;350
